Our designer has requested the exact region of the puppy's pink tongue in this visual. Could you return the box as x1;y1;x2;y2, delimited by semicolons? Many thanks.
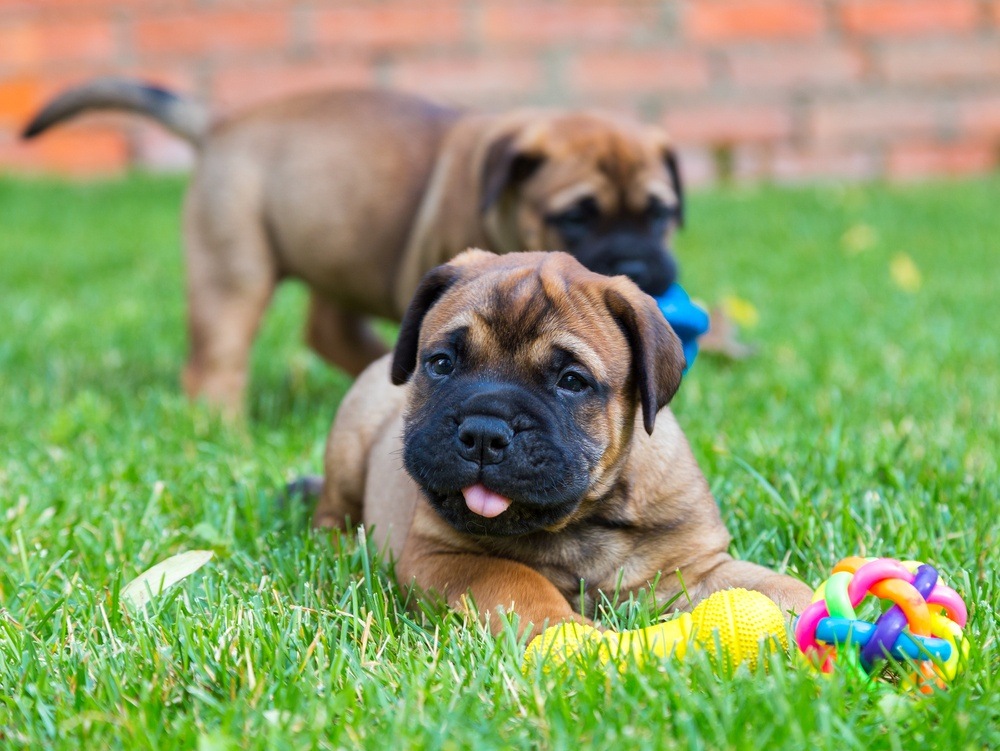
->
461;484;512;518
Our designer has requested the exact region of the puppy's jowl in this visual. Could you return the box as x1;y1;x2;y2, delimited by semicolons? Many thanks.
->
26;81;684;413
314;250;812;636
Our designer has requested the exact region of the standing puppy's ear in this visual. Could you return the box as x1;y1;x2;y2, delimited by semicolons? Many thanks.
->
480;133;545;213
604;285;685;434
664;148;684;229
391;265;460;385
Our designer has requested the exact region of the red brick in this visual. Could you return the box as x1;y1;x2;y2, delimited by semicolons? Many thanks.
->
840;0;978;36
561;94;646;118
809;97;941;144
0;16;117;68
0;75;46;128
314;3;465;49
730;144;770;181
127;63;200;95
2;125;129;174
0;70;133;174
879;38;1000;85
736;143;884;182
481;3;637;45
673;144;717;187
194;0;303;6
391;55;543;105
211;58;376;111
726;44;864;89
567;50;711;95
684;0;824;42
887;140;997;179
662;101;793;144
1;0;998;184
0;67;185;127
0;71;113;126
0;0;191;10
956;94;1000;137
0;24;35;68
768;144;880;181
134;10;290;58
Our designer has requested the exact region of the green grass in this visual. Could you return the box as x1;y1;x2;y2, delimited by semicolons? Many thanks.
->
1;173;998;749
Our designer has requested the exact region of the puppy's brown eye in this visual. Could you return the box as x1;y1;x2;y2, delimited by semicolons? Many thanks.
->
427;354;454;377
557;371;589;393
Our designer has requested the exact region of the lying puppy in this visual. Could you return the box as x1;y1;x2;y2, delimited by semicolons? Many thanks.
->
24;80;684;414
313;250;811;636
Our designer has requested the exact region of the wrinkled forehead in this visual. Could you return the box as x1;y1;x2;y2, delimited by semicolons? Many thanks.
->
419;268;631;383
528;123;676;213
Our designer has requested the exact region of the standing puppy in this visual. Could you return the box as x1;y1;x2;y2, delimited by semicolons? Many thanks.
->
314;250;811;636
24;80;684;414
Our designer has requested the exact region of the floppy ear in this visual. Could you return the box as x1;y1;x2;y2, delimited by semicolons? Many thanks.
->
663;147;684;229
391;264;460;385
480;133;545;213
604;286;685;434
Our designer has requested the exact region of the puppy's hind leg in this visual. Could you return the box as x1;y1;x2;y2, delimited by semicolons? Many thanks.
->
312;475;359;531
181;197;277;416
305;295;388;378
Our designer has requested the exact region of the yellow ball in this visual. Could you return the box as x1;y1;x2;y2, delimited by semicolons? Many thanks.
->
690;588;788;671
521;622;610;675
521;589;788;674
615;612;693;665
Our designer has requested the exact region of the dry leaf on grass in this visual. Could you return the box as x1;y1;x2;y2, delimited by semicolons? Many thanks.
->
121;550;214;611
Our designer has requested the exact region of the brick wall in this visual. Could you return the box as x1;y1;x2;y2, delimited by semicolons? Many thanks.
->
2;0;1000;183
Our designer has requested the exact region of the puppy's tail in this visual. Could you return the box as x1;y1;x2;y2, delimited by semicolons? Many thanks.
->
22;77;209;146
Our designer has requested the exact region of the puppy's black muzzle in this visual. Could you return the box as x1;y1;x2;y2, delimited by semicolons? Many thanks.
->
403;379;593;536
569;235;677;297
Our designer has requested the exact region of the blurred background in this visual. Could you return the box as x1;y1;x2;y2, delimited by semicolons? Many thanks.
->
2;0;1000;184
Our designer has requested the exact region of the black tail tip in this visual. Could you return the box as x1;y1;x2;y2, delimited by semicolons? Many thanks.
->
21;119;46;140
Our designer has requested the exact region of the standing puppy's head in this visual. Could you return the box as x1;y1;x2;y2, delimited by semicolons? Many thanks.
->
391;250;686;538
480;113;684;296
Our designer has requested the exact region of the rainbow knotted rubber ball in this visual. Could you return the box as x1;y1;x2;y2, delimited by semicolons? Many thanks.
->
794;556;968;690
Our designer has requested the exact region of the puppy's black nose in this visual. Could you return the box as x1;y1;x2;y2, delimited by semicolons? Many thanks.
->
457;415;512;465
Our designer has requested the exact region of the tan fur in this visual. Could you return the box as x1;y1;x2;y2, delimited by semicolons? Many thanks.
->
314;251;812;638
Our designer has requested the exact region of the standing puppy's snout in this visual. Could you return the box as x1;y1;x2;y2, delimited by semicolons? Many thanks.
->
457;415;513;465
610;251;676;297
613;260;650;283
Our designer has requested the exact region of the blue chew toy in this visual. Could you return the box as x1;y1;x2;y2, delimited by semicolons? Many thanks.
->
654;284;710;372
